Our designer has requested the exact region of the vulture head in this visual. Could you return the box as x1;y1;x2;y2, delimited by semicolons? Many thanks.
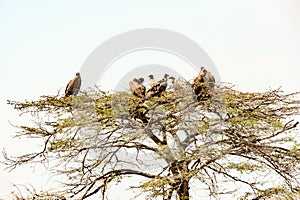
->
199;67;207;76
148;75;154;79
169;76;175;83
138;77;144;84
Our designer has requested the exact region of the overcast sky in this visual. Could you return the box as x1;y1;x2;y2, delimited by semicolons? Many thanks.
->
0;0;299;199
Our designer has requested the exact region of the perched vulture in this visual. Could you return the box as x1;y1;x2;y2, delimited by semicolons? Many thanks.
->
65;72;81;97
193;67;215;101
168;76;182;91
146;74;169;99
157;74;169;93
200;66;215;88
129;77;146;99
148;75;158;87
169;76;175;84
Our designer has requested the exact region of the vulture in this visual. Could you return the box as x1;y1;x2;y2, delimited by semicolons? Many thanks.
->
145;74;169;99
148;75;158;87
157;74;169;93
65;72;81;97
169;76;194;99
168;76;182;91
193;67;215;101
169;76;176;84
129;77;146;99
200;66;215;88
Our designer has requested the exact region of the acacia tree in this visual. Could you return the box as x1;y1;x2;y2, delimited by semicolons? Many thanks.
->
4;82;300;200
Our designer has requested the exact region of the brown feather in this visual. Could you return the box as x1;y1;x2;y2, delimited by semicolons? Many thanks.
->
193;67;215;101
129;78;146;99
146;74;169;99
65;73;81;96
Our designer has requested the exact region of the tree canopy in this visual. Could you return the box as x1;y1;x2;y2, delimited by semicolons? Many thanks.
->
4;81;300;200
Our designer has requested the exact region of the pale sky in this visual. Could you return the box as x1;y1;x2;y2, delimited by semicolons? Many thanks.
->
0;0;300;199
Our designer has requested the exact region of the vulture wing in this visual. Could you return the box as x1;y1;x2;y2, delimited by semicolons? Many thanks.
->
129;80;145;99
193;67;215;101
146;75;168;99
135;84;146;99
145;84;159;99
129;80;139;93
193;75;204;96
65;74;81;97
157;80;167;96
65;78;75;96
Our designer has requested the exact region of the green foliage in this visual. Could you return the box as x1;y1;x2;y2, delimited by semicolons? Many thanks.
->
226;162;261;173
4;84;300;200
240;186;300;200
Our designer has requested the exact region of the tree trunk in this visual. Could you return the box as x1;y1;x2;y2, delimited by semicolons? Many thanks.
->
170;161;190;200
177;179;189;200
